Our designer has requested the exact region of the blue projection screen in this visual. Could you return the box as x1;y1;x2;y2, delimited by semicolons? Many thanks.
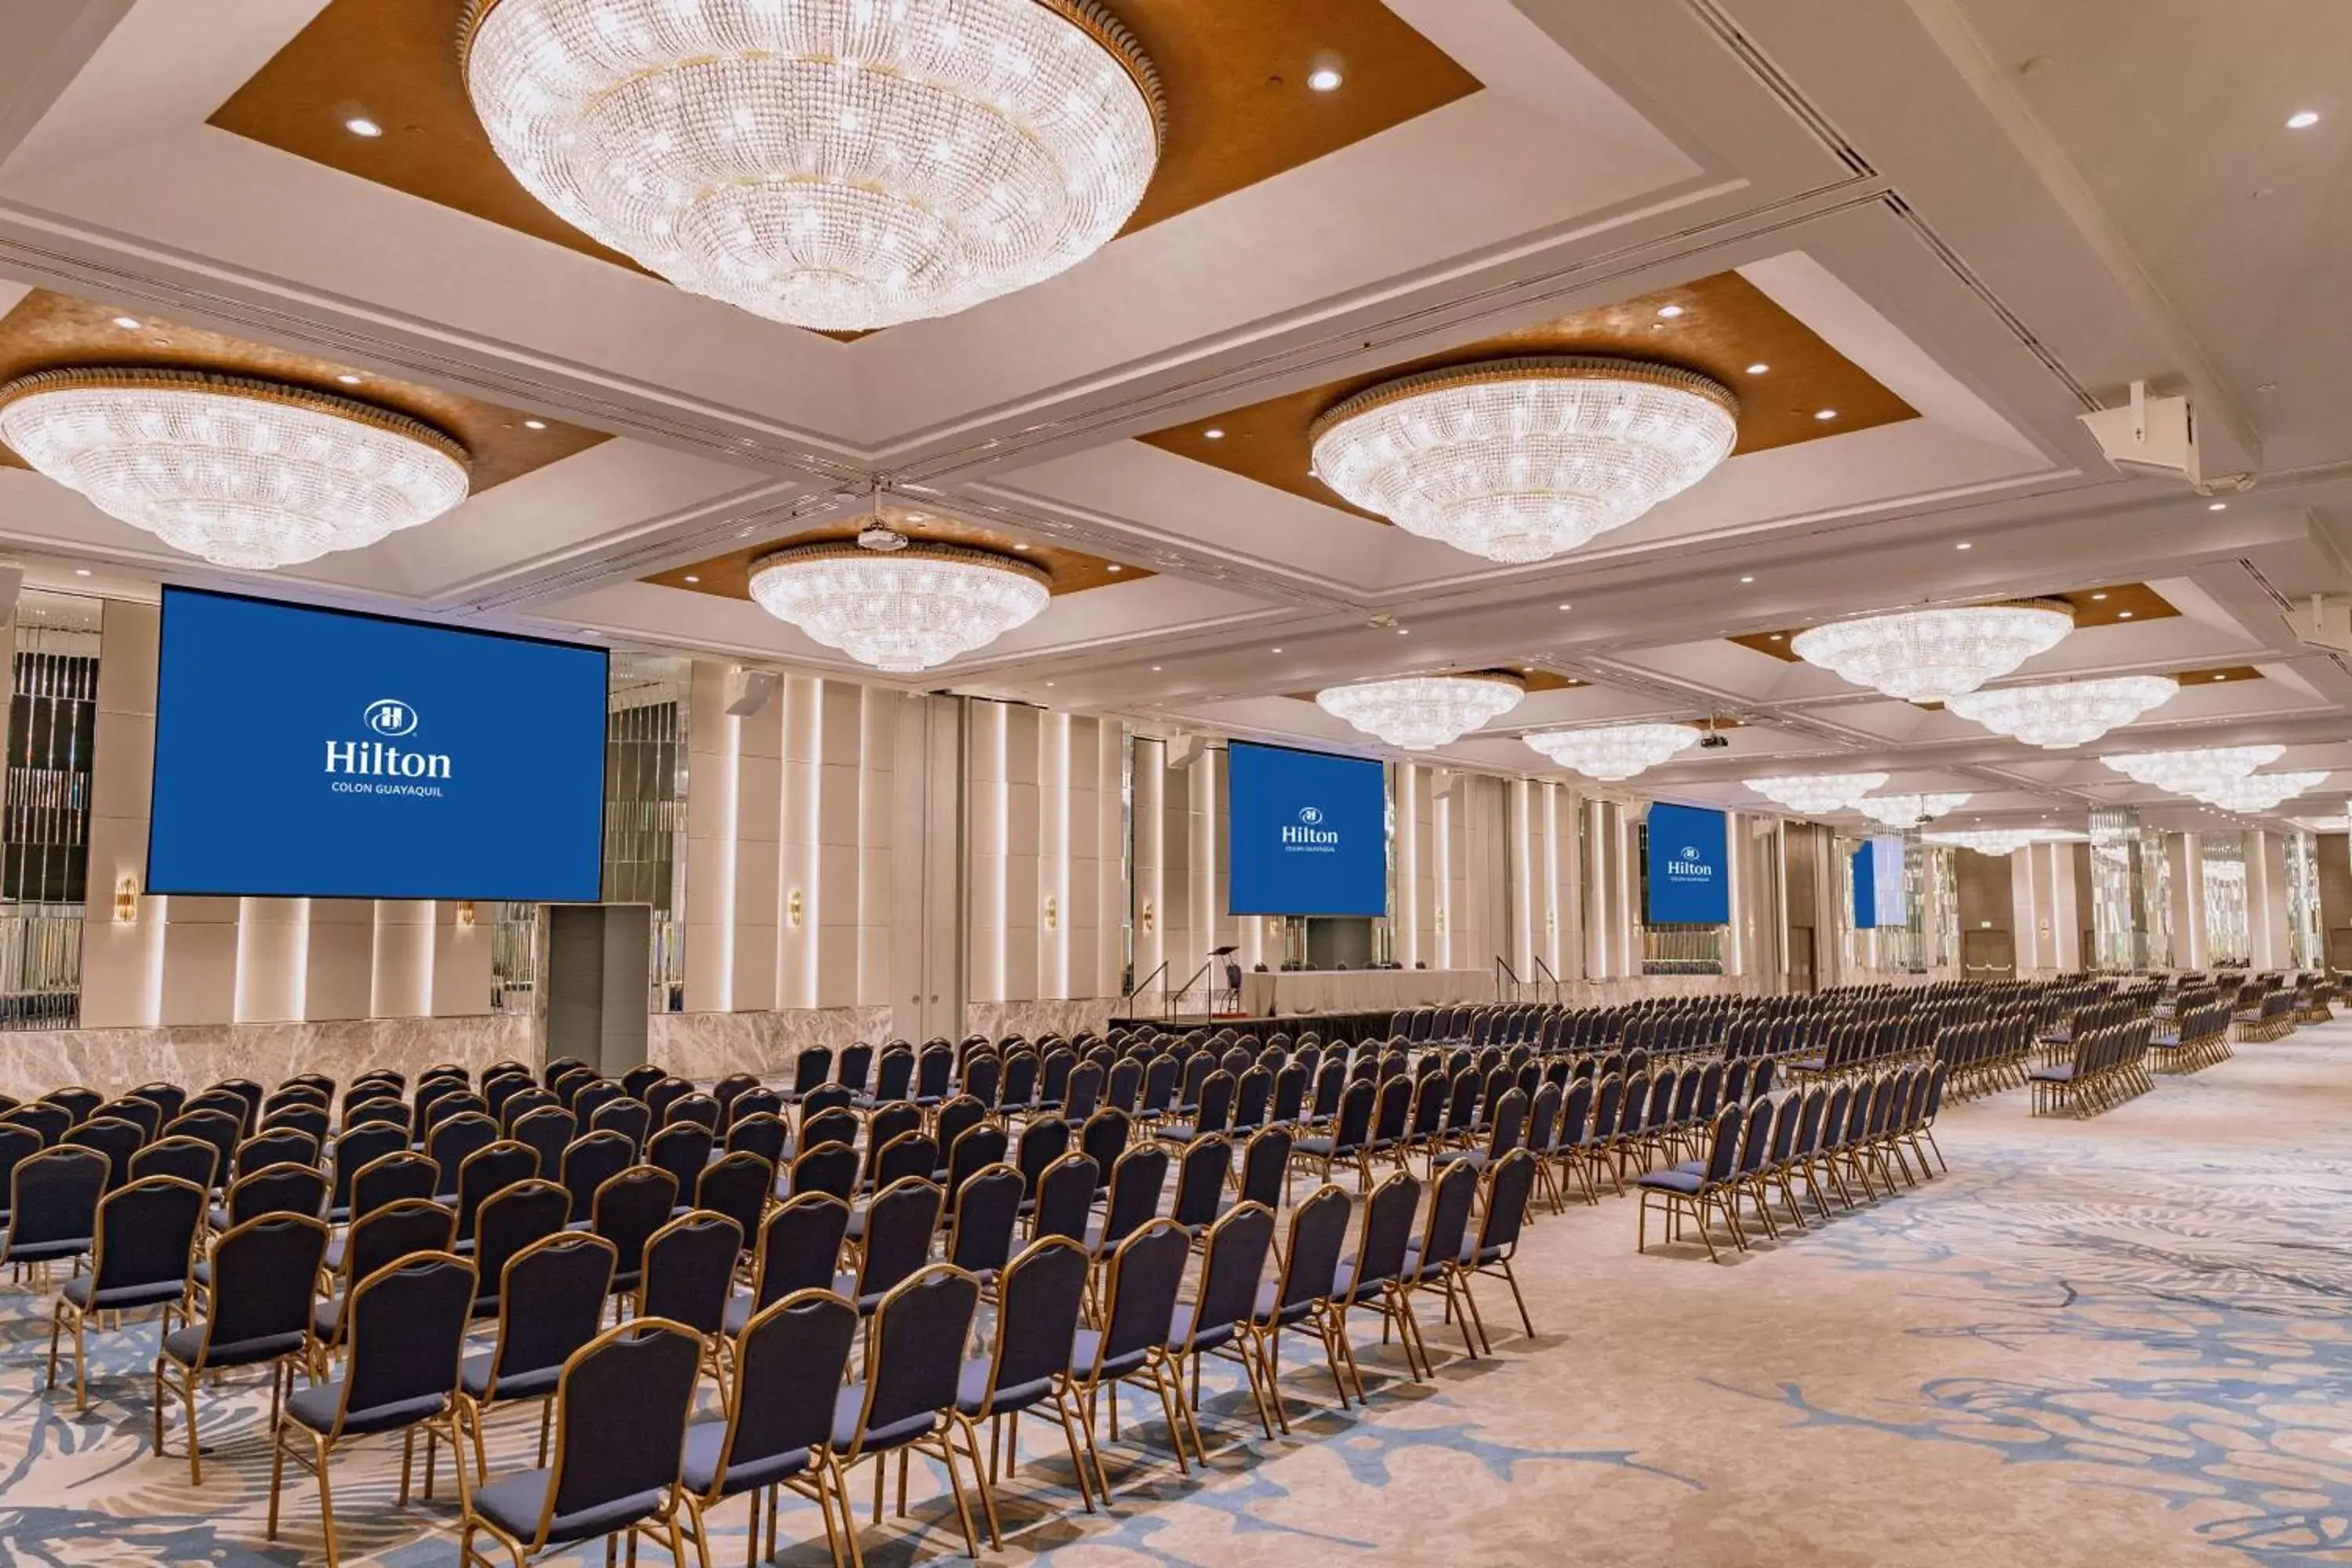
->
148;589;608;901
1646;802;1730;924
1227;741;1387;916
1852;837;1907;929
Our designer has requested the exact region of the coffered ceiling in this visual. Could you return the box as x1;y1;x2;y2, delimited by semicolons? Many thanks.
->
0;0;2343;835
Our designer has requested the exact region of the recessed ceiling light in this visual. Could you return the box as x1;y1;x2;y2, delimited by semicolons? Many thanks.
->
2208;501;2228;511
523;419;548;430
1012;543;1031;552
1044;681;1055;688
1203;428;1225;440
1307;67;1343;92
1813;408;1838;421
1106;564;1123;572
344;116;384;138
1955;541;1973;550
1657;305;1684;319
1740;575;1755;584
336;372;362;385
1557;603;1571;612
2214;673;2227;681
682;574;699;583
2118;610;2134;619
73;568;89;577
1744;362;1769;376
1769;633;1784;641
2288;110;2321;129
1151;665;1163;672
110;316;139;330
1271;647;1283;654
2091;591;2108;601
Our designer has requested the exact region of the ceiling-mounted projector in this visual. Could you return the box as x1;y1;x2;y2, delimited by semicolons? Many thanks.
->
2078;380;2254;496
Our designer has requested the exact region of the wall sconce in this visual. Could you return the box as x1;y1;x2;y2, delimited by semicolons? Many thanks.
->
1434;906;1449;935
455;900;477;928
787;887;805;929
1265;916;1283;939
114;875;139;924
1140;900;1156;935
1544;907;1557;932
1043;895;1058;932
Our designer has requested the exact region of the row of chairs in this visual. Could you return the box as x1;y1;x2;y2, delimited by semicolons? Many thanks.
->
2150;1001;2233;1073
2027;1022;2154;1116
1636;1065;1949;1261
1932;1013;2037;1100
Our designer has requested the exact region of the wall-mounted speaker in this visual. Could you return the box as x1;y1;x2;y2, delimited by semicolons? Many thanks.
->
726;670;779;717
1168;732;1210;771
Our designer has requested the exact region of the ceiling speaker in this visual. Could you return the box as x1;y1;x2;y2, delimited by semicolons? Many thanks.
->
726;670;779;717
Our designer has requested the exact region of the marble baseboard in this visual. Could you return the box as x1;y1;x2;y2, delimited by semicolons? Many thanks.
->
965;999;1118;1043
649;1007;895;1081
0;1014;535;1102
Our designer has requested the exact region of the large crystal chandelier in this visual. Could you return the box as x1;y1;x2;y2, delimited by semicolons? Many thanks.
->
1523;723;1701;782
1744;772;1889;815
2189;771;2329;813
463;0;1164;332
1308;358;1738;564
1855;792;1971;827
1316;674;1523;751
0;368;470;569
749;536;1048;672
1945;674;2178;748
1926;829;2074;856
1790;602;2074;702
2103;746;2282;793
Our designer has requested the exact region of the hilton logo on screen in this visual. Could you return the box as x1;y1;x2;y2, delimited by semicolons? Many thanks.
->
1666;844;1715;884
1280;804;1340;851
325;699;452;797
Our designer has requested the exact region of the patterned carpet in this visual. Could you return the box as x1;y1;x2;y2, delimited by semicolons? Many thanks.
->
3;1025;2348;1566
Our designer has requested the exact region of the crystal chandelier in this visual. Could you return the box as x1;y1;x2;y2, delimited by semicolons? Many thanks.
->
1308;358;1738;564
1945;674;2179;748
1854;792;1971;827
0;368;470;569
1790;602;2074;702
1744;772;1889;815
1522;722;1701;782
2103;746;2282;793
2190;770;2329;813
748;536;1048;673
1316;674;1524;751
463;0;1164;332
1925;829;2071;856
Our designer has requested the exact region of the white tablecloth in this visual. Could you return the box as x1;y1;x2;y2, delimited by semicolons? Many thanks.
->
1239;969;1495;1018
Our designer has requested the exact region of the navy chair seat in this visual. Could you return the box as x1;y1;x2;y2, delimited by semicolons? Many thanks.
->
311;1296;346;1340
830;1270;895;1316
1292;1135;1340;1159
1635;1169;1708;1196
955;1356;1054;1419
832;1382;938;1453
470;1467;667;1548
324;1236;347;1272
1167;1301;1238;1356
286;1382;449;1437
162;1324;306;1369
8;1236;92;1264
720;1291;760;1336
1789;1056;1828;1074
1069;1325;1150;1383
191;1259;213;1290
681;1419;811;1497
1152;1122;1206;1144
1330;1259;1387;1306
63;1273;185;1312
460;1352;563;1403
206;1205;230;1230
1250;1277;1316;1330
2029;1065;2075;1083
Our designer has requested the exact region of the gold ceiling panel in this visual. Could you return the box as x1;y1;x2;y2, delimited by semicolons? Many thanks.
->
1730;583;2184;662
646;506;1146;601
209;0;1481;308
1140;271;1919;518
0;290;604;488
